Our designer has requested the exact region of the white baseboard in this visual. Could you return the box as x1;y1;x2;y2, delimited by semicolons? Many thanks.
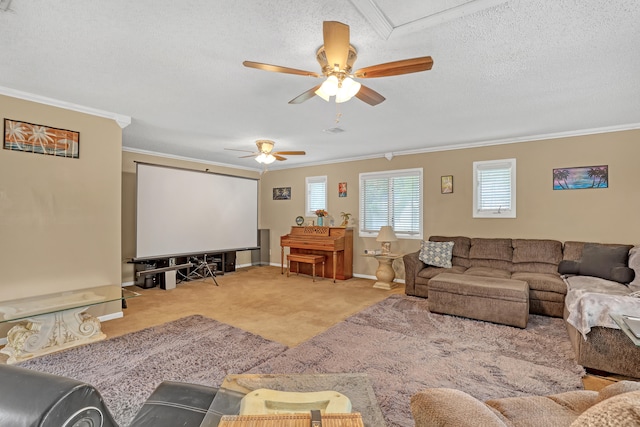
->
121;281;135;287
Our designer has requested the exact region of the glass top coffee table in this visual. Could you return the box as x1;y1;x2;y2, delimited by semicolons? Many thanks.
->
0;285;139;364
209;373;385;427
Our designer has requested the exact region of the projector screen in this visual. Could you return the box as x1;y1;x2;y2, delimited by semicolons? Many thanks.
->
135;162;259;260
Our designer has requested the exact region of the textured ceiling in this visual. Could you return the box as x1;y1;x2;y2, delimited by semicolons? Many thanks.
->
1;0;639;171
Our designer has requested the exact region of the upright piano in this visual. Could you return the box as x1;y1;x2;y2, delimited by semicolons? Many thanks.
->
281;226;353;281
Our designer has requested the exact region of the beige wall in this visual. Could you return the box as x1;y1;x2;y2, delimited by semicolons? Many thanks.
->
0;95;123;329
260;129;640;279
120;151;261;284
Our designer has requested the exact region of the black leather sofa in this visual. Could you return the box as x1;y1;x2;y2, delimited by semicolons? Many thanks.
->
0;364;241;427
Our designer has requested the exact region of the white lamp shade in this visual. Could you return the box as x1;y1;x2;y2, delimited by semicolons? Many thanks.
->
315;75;339;101
336;77;361;103
255;153;276;164
376;226;398;242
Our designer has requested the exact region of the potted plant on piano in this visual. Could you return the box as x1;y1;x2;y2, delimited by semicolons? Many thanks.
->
315;209;328;226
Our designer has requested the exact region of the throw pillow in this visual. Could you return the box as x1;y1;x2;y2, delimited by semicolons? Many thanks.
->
558;260;580;275
579;243;634;284
419;240;454;268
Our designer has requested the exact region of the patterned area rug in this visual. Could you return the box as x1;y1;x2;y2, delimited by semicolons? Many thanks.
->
18;295;585;427
18;315;288;425
249;295;585;427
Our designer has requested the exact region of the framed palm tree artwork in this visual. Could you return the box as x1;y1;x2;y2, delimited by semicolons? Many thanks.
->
553;165;608;190
4;118;80;158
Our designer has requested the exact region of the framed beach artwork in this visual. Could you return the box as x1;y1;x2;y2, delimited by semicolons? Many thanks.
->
553;165;608;190
4;118;80;158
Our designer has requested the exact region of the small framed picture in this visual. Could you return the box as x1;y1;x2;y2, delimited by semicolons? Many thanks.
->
441;175;453;194
338;182;347;197
272;187;291;200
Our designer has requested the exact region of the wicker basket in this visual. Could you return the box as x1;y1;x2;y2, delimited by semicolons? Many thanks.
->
218;412;364;427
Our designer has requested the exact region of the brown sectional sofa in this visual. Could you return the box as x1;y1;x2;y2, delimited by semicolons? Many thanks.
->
411;380;640;427
404;235;640;378
404;236;567;317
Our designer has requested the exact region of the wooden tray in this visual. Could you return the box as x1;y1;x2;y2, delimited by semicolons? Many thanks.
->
219;413;364;427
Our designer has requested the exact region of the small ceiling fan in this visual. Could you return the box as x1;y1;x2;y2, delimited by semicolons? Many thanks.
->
243;21;433;106
225;140;306;164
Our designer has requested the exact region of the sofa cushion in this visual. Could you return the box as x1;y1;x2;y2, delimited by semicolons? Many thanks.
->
430;236;471;268
469;238;513;271
563;241;587;261
512;239;563;264
411;388;507;427
570;390;640;427
579;243;634;284
512;239;563;274
511;272;566;294
529;289;566;303
419;240;454;268
486;394;585;427
464;266;511;279
417;265;466;279
592;381;640;405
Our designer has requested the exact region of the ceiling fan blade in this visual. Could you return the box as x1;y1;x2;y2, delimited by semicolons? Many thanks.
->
274;151;306;156
353;56;434;78
239;154;259;158
355;84;386;106
323;21;350;70
224;148;256;153
288;84;322;104
243;61;320;77
273;154;288;161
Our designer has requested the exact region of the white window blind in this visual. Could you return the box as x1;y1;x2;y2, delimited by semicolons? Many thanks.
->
306;176;327;216
359;168;423;238
473;159;516;218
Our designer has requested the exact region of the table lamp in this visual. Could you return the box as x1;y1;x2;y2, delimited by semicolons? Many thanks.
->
376;226;398;255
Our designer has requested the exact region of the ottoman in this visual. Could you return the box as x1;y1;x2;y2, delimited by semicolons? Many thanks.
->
428;273;529;328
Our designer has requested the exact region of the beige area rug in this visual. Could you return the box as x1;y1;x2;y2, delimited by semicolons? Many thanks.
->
249;294;586;427
19;295;585;427
18;315;288;426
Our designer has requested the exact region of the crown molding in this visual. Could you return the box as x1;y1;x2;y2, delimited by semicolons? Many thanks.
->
0;86;131;128
348;0;393;39
350;0;508;39
121;146;260;173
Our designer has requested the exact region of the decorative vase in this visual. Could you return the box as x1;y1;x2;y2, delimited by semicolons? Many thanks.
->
317;216;323;226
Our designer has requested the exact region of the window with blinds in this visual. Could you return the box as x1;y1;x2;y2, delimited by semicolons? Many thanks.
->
359;168;422;238
306;176;327;216
473;158;516;218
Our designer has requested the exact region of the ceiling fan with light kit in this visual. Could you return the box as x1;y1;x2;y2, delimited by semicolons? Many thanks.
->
225;140;306;165
243;21;433;106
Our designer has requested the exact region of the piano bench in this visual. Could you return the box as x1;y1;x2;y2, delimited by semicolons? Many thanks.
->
287;254;326;282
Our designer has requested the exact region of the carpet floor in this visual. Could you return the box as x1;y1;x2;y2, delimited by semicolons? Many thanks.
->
19;295;585;427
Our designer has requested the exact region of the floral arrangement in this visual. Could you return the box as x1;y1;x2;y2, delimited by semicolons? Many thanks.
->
314;209;328;217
